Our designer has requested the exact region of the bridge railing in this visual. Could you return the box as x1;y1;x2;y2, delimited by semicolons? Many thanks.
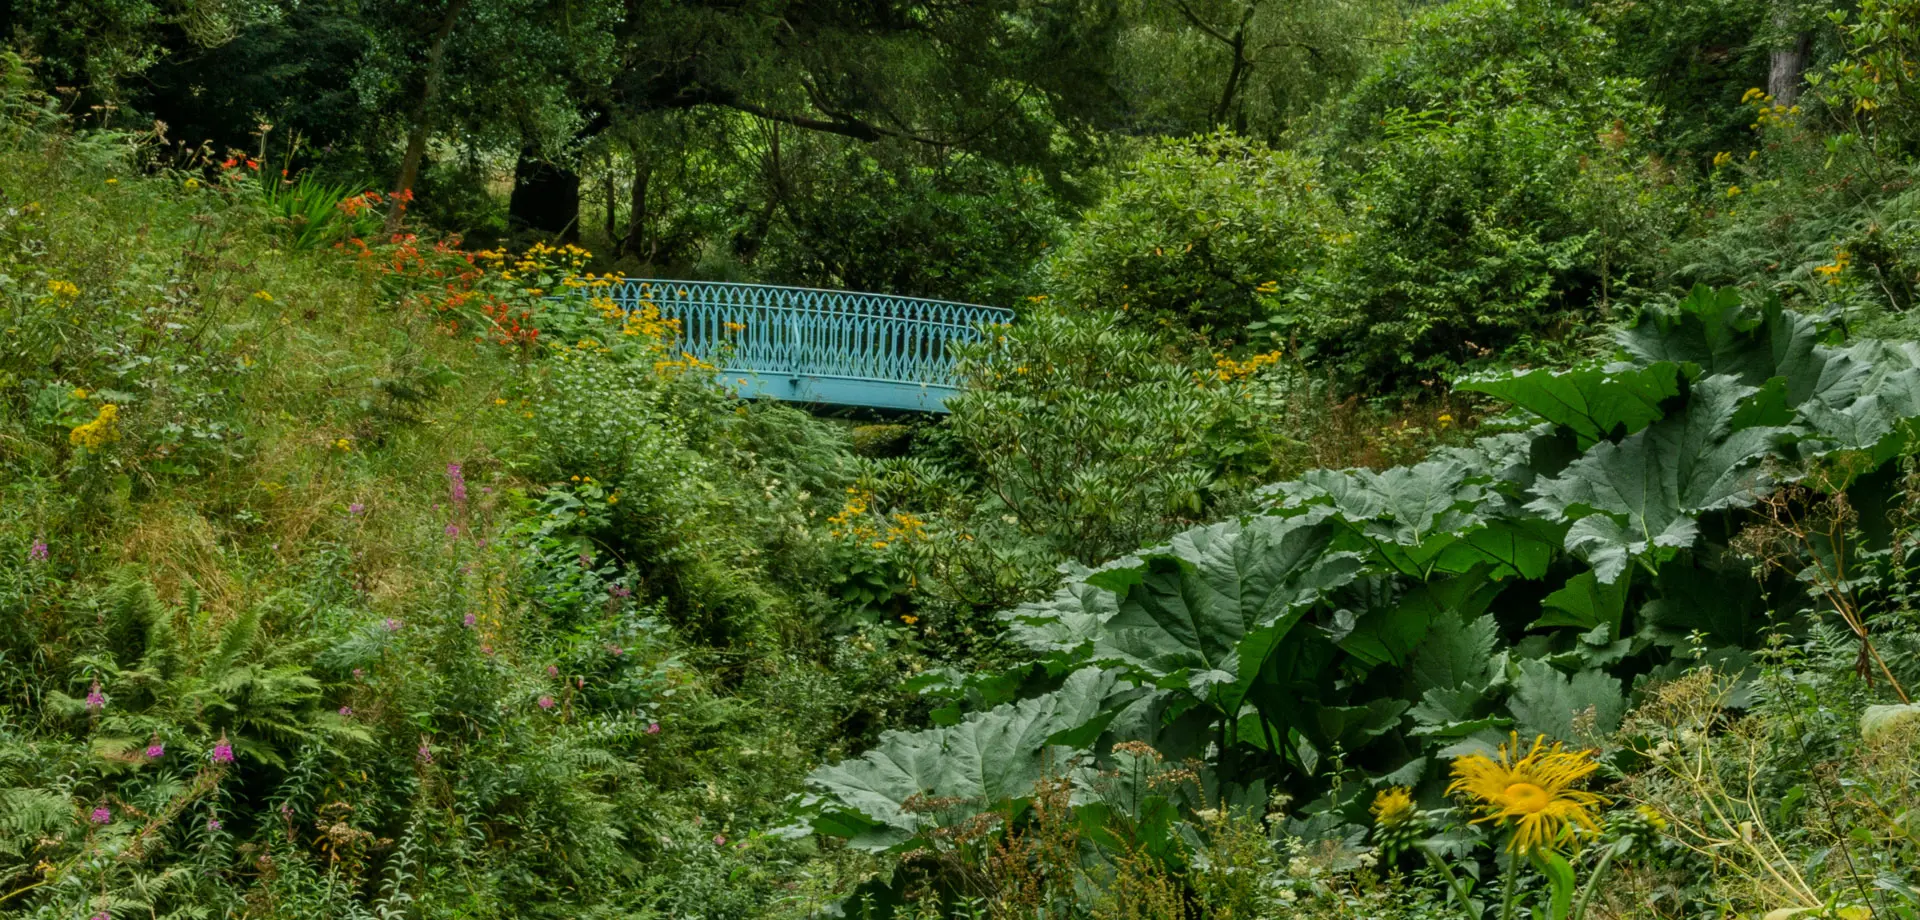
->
603;279;1013;409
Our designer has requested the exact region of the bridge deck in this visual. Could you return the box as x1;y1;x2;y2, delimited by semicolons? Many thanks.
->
604;278;1013;412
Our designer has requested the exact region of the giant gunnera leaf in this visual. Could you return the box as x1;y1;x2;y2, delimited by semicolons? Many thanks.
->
797;667;1136;851
1085;515;1365;715
1457;362;1682;448
1267;458;1489;576
1527;375;1791;582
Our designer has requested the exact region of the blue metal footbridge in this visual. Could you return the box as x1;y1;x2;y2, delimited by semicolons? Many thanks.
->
603;278;1014;412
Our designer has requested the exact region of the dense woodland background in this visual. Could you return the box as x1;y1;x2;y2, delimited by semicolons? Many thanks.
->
3;0;1920;916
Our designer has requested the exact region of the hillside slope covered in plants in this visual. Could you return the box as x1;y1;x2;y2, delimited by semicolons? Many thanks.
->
6;0;1920;915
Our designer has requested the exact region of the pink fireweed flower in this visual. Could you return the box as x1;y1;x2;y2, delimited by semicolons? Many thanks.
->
338;706;353;717
646;722;661;735
444;522;460;538
211;738;234;764
145;741;164;760
207;817;222;832
609;584;632;599
462;612;477;628
348;502;365;515
712;834;726;846
546;664;558;677
383;618;402;632
446;463;467;503
417;742;432;763
28;540;48;562
90;806;111;825
84;681;105;711
537;695;556;710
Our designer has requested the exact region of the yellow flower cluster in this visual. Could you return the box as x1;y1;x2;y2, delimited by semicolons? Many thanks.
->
560;271;618;290
47;279;79;300
1815;249;1852;283
826;489;927;549
474;242;592;280
1711;151;1732;168
652;351;715;377
827;489;877;540
1742;87;1800;129
69;404;119;450
1213;349;1285;381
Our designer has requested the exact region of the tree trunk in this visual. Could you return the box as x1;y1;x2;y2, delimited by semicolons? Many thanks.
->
602;160;617;245
508;147;582;241
1767;0;1812;105
621;162;651;261
385;0;469;235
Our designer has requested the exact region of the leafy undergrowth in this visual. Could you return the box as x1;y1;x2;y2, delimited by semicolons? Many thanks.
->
0;79;906;919
800;286;1920;918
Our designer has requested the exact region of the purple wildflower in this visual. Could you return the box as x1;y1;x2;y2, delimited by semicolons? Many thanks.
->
444;522;460;538
383;617;402;633
646;722;661;735
537;695;556;711
462;612;477;628
481;644;494;656
92;913;109;920
90;806;111;825
211;738;234;764
338;706;353;717
28;540;48;562
609;584;633;599
145;741;164;760
348;502;365;515
417;742;433;764
578;552;592;568
207;817;222;832
447;463;467;504
546;664;559;677
84;680;105;711
475;538;488;548
712;834;726;846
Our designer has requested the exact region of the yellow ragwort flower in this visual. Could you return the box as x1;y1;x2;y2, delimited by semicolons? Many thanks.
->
1448;733;1607;854
69;404;120;450
1370;786;1417;828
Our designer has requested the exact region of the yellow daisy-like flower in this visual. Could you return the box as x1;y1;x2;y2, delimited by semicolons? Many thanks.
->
1370;786;1417;828
1448;733;1607;854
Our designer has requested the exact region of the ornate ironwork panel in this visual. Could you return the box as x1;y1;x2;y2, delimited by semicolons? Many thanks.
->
604;279;1013;411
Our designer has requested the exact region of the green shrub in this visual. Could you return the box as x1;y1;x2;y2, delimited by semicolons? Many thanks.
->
1047;131;1345;334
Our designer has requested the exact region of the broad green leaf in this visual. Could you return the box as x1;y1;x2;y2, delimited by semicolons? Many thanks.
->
1507;659;1625;741
1088;516;1363;714
1456;361;1681;446
1408;610;1500;693
1000;567;1122;656
1342;566;1503;668
1272;458;1489;575
1796;341;1920;463
804;668;1134;850
1617;286;1835;391
1533;570;1629;632
1527;375;1790;582
1433;518;1559;579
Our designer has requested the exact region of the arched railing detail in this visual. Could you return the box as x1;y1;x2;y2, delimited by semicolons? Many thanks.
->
605;279;1014;412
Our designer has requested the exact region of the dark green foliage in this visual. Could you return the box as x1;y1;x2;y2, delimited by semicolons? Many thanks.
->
799;287;1920;903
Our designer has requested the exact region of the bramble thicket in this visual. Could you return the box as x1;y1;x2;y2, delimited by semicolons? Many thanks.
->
4;0;1920;916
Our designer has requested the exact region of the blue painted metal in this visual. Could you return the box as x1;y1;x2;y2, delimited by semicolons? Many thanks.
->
603;278;1013;412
